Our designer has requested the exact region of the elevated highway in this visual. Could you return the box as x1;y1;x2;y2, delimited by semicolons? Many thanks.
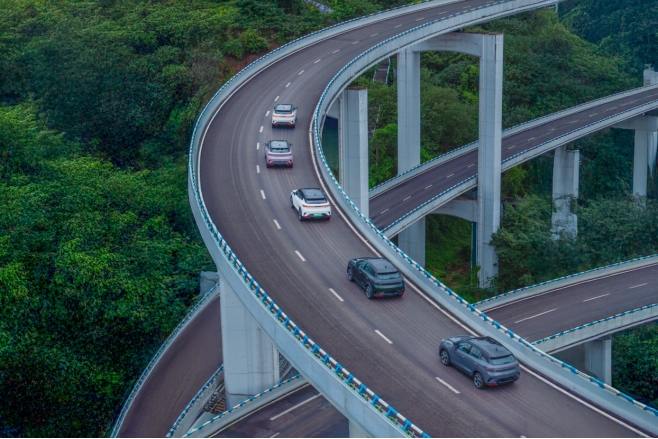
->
191;0;654;436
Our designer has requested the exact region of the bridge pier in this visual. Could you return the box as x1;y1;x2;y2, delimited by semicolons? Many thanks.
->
339;87;369;217
554;336;612;385
552;146;579;239
400;32;503;286
220;276;280;407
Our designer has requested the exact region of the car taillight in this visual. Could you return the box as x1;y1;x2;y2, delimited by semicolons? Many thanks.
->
486;367;494;371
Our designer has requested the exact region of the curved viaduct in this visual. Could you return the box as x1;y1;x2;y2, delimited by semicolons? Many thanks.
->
115;0;658;437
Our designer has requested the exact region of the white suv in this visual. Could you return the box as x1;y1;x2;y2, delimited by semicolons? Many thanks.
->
290;188;331;221
272;104;298;128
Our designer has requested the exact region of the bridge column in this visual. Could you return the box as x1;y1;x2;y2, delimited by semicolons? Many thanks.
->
412;33;503;286
221;276;280;407
613;116;658;197
552;146;579;239
554;337;612;385
339;87;369;218
396;47;425;265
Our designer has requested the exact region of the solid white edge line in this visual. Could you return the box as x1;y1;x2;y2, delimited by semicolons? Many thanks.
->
519;365;648;438
514;308;557;324
375;329;393;344
435;377;460;394
295;250;306;262
270;394;321;420
261;190;266;199
273;220;281;230
329;288;344;302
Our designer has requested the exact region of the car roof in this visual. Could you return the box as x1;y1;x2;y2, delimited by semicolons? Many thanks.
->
470;337;512;357
366;258;398;273
275;104;293;111
269;140;289;148
300;188;325;199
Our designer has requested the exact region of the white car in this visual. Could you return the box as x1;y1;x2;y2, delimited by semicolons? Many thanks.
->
272;104;298;128
290;188;331;221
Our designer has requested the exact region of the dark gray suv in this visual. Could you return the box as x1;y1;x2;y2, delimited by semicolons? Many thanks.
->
439;336;520;389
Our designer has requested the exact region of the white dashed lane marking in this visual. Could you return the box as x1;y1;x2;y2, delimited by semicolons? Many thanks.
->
583;294;609;302
266;111;270;116
403;196;411;201
260;126;263;132
395;24;402;28
415;17;424;21
446;174;454;178
275;95;279;101
332;49;340;53
515;308;557;324
425;185;432;189
380;208;389;215
270;394;320;420
257;142;260;149
352;41;359;44
329;288;344;302
314;59;321;63
630;283;647;289
435;377;460;394
295;251;306;262
257;165;260;173
261;190;266;199
273;220;281;229
467;164;475;168
286;82;290;88
371;33;379;37
375;330;393;344
298;70;304;75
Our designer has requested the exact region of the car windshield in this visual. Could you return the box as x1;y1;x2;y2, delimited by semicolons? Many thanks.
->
377;272;401;280
490;355;515;365
269;141;289;152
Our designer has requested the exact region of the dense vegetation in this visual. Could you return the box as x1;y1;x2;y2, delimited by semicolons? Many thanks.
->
612;323;658;409
0;0;328;436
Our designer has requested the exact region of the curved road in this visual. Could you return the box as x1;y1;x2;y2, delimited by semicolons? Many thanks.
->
197;0;644;436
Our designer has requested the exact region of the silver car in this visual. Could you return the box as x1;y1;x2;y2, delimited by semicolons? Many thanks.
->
439;336;520;389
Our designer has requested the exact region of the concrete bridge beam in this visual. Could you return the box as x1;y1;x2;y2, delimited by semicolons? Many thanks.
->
220;276;280;407
339;87;369;218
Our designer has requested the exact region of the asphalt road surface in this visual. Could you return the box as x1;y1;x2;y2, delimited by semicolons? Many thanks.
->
196;0;645;436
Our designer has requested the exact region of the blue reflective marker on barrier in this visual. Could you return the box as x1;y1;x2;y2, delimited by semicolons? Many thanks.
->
387;407;398;417
590;377;605;389
346;374;354;384
358;383;367;394
371;395;380;405
402;420;412;431
312;345;320;354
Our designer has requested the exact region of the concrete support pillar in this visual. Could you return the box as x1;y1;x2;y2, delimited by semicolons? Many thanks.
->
476;35;504;287
349;419;369;438
555;337;612;386
397;47;421;174
634;130;650;197
398;218;426;267
644;68;658;86
552;146;579;239
339;87;369;218
221;276;279;407
402;33;503;284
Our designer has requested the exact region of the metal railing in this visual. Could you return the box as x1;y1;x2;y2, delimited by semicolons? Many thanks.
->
310;0;658;431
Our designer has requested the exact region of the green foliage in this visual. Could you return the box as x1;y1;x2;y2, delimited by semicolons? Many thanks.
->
613;323;658;409
491;195;658;292
561;0;658;73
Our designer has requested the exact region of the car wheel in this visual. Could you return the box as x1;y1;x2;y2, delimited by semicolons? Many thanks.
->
473;372;485;389
347;267;354;281
440;349;450;366
290;196;295;209
366;283;374;300
298;208;304;221
325;215;331;220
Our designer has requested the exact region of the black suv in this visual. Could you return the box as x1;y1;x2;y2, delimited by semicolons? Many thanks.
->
347;257;405;299
439;336;520;389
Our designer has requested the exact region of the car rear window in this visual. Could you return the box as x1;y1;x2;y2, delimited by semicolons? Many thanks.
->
306;198;327;204
269;141;290;152
377;272;401;280
275;105;293;114
490;355;515;365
